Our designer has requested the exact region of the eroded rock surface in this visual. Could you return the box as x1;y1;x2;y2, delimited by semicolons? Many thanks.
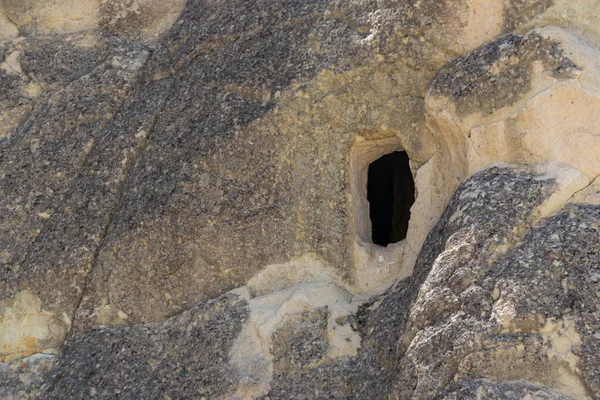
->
1;33;151;361
37;163;600;399
2;0;600;398
40;293;247;399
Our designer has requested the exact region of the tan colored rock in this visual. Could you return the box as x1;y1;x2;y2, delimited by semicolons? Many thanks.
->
427;27;600;179
1;0;99;35
0;6;18;42
247;253;344;297
0;0;186;41
0;291;68;362
70;4;600;325
518;0;600;47
228;283;360;399
98;0;187;41
571;176;600;205
405;27;600;278
3;0;600;376
427;0;505;56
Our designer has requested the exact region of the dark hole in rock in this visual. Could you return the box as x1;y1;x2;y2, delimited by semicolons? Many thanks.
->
367;151;415;246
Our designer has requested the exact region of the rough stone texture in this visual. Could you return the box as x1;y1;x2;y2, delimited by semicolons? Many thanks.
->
413;27;600;281
271;307;330;374
2;0;600;399
73;0;504;332
1;0;98;36
430;32;578;118
0;0;186;41
486;203;600;397
29;163;600;399
439;379;570;400
503;0;555;32
0;33;151;360
0;355;56;400
98;0;188;42
390;164;595;399
73;0;370;330
39;293;247;399
74;0;600;333
259;163;577;399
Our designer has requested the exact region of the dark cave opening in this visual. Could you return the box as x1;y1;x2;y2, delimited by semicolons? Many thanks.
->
367;151;415;247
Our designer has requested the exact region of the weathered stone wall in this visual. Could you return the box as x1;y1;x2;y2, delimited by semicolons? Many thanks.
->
0;0;187;41
1;0;600;398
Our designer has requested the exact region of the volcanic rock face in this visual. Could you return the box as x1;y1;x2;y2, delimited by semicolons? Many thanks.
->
1;0;600;399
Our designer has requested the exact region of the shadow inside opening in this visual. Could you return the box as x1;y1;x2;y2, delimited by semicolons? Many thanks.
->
367;151;415;246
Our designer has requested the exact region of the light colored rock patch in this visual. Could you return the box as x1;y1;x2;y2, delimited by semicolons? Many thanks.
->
571;176;600;205
416;28;600;274
541;319;582;372
140;0;187;41
354;240;407;294
0;8;18;42
528;162;590;221
99;0;187;41
401;155;460;275
0;49;43;100
491;301;589;400
466;81;600;180
0;291;68;362
0;105;30;140
87;304;129;327
247;253;345;297
2;0;99;35
228;283;361;399
522;0;600;47
1;50;22;75
448;0;505;55
427;28;600;180
0;0;185;41
540;319;590;400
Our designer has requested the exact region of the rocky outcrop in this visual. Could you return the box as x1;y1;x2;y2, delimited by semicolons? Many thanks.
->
36;162;600;399
40;293;247;399
1;32;151;362
2;0;600;399
0;0;186;41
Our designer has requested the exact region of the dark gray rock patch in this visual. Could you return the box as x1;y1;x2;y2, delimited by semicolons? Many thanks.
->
430;32;578;116
40;293;248;400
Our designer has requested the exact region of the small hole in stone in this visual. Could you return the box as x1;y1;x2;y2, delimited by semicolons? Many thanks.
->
367;151;415;246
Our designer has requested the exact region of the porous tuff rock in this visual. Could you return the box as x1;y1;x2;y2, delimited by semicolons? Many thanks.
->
38;163;600;399
2;0;600;398
72;0;529;335
426;27;600;181
438;379;571;400
40;293;248;399
404;26;600;278
1;33;151;362
0;354;55;399
0;0;187;42
2;1;598;362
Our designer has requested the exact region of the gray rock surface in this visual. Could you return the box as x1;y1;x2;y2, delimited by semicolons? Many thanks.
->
2;0;600;398
259;163;580;399
40;293;247;399
0;355;56;400
430;32;578;117
438;379;570;400
40;163;600;399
